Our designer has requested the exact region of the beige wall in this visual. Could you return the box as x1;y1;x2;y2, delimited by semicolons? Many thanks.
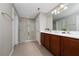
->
35;13;53;44
46;14;53;30
0;3;12;55
35;15;40;44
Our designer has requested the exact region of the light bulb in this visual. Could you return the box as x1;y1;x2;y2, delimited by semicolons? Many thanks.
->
51;11;54;14
64;6;68;10
51;10;57;14
60;5;65;8
57;11;60;14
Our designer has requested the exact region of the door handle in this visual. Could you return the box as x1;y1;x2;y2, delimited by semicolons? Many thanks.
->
28;32;29;35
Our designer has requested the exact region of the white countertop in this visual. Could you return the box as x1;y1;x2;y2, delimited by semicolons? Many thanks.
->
41;30;79;39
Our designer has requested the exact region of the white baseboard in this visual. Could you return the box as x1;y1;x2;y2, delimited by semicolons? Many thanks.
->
25;40;36;42
18;40;37;44
9;47;14;56
18;41;25;44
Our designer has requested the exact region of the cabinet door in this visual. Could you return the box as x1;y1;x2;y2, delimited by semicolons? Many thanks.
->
50;35;60;56
44;33;50;50
41;33;45;46
61;37;79;56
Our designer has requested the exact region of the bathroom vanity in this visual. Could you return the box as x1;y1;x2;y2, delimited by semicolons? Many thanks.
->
41;31;79;56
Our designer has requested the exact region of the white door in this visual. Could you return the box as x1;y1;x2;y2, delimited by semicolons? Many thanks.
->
19;19;28;42
20;19;35;42
28;19;36;41
19;18;36;42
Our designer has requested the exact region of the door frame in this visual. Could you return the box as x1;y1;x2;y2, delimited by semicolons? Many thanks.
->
12;7;19;47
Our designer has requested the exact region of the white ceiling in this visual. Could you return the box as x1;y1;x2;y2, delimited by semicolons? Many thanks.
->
14;3;59;18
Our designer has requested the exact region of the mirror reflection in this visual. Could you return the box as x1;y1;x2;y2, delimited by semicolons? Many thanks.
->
51;3;79;31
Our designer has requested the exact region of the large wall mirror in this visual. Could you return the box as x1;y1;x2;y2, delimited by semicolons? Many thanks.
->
52;3;79;31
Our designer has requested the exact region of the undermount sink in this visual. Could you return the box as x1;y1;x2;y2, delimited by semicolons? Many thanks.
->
61;31;70;34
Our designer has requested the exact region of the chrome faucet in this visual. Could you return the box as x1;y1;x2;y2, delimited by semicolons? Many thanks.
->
45;28;51;32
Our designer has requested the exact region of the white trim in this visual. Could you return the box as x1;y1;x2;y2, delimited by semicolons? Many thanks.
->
25;40;36;42
9;47;14;56
18;41;25;44
18;40;37;44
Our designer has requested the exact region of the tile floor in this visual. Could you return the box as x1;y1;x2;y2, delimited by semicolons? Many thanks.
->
12;41;53;56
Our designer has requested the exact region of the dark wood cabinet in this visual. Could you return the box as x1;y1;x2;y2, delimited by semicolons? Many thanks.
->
50;35;61;56
41;32;79;56
61;37;79;56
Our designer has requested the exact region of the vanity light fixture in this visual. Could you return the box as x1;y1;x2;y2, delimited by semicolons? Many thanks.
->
54;10;57;15
52;10;60;15
59;4;68;11
51;4;68;15
60;4;65;8
51;11;54;14
51;9;57;14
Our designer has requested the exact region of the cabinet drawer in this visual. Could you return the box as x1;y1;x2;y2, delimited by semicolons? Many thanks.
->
63;37;79;48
